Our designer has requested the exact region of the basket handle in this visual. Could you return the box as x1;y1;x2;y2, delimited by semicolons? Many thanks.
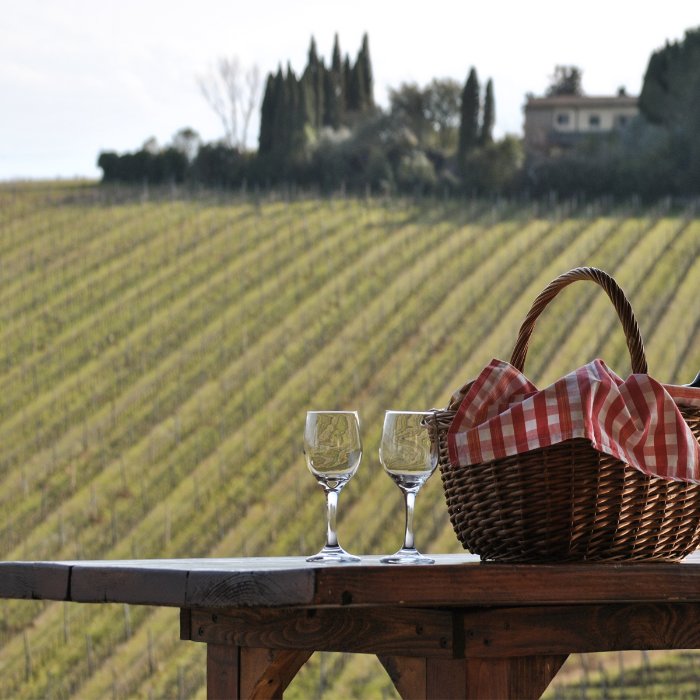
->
509;267;648;374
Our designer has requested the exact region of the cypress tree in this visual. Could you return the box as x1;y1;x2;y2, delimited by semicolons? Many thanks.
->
323;33;344;128
458;67;480;168
335;40;347;114
268;66;290;164
639;28;700;127
303;36;324;130
285;64;303;158
323;68;342;129
342;54;357;113
307;35;319;67
638;50;669;125
258;73;276;154
331;33;342;74
281;63;313;164
638;28;700;190
347;57;366;113
316;59;326;129
358;33;374;109
480;78;495;145
300;70;315;137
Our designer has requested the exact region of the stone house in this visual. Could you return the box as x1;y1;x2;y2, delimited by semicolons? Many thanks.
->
523;92;639;156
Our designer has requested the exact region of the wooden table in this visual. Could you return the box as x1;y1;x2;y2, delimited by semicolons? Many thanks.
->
4;553;700;698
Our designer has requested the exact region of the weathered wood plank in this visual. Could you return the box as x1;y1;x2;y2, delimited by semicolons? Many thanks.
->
3;556;700;609
185;569;315;608
188;606;456;657
0;562;70;601
461;602;700;656
313;560;700;607
70;565;188;606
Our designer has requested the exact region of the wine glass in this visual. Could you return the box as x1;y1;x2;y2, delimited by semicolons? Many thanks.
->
304;410;362;563
380;410;438;564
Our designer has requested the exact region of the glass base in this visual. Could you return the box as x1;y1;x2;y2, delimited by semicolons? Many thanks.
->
306;546;360;563
380;547;434;565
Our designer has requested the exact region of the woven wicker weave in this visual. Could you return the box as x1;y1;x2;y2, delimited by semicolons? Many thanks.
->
432;267;700;563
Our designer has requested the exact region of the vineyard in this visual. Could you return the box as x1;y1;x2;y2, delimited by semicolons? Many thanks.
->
0;181;699;699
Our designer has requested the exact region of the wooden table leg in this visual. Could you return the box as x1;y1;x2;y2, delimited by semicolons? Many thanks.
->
208;643;239;699
465;655;568;699
380;654;567;699
379;655;428;699
207;644;312;699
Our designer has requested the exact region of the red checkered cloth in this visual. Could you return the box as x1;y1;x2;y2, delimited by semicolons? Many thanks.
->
447;359;700;483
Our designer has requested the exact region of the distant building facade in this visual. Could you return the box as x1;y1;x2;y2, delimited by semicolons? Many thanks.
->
523;92;639;156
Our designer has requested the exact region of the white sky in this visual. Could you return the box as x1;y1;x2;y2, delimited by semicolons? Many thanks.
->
1;0;698;180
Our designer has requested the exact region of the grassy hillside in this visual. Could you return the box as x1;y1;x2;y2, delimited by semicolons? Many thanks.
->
1;182;699;699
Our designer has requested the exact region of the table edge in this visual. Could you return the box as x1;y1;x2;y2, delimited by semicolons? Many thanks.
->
2;555;700;608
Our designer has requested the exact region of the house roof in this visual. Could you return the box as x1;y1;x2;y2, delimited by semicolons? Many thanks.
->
525;94;638;110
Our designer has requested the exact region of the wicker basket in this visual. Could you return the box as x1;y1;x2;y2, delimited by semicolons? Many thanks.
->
431;267;700;563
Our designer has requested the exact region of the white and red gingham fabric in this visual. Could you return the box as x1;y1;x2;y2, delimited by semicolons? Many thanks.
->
447;359;700;483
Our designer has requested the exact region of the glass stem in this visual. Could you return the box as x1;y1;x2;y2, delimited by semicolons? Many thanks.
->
402;490;417;551
325;488;340;549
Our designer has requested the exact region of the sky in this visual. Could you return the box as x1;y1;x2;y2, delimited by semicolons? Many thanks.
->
1;0;698;181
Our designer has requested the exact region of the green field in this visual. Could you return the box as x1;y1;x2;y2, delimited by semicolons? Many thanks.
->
1;182;699;699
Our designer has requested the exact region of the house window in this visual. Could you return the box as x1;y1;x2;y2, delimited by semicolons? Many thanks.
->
616;115;628;127
556;113;570;126
589;114;601;128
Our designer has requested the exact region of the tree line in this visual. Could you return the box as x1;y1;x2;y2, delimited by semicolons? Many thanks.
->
98;33;519;196
98;29;700;199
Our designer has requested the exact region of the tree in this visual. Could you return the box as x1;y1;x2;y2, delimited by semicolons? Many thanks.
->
346;57;366;113
389;79;461;151
154;148;188;183
462;136;522;194
323;67;342;129
142;137;159;155
269;67;289;157
97;145;187;184
639;27;700;126
265;66;290;162
97;152;120;182
171;127;201;162
256;33;377;181
546;65;584;96
424;78;462;150
331;33;342;74
258;73;277;155
303;37;325;130
198;56;261;149
284;64;305;160
343;34;374;115
480;79;495;145
358;33;374;108
389;83;429;145
190;143;248;187
458;68;480;168
396;151;437;193
638;27;700;190
323;34;344;128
